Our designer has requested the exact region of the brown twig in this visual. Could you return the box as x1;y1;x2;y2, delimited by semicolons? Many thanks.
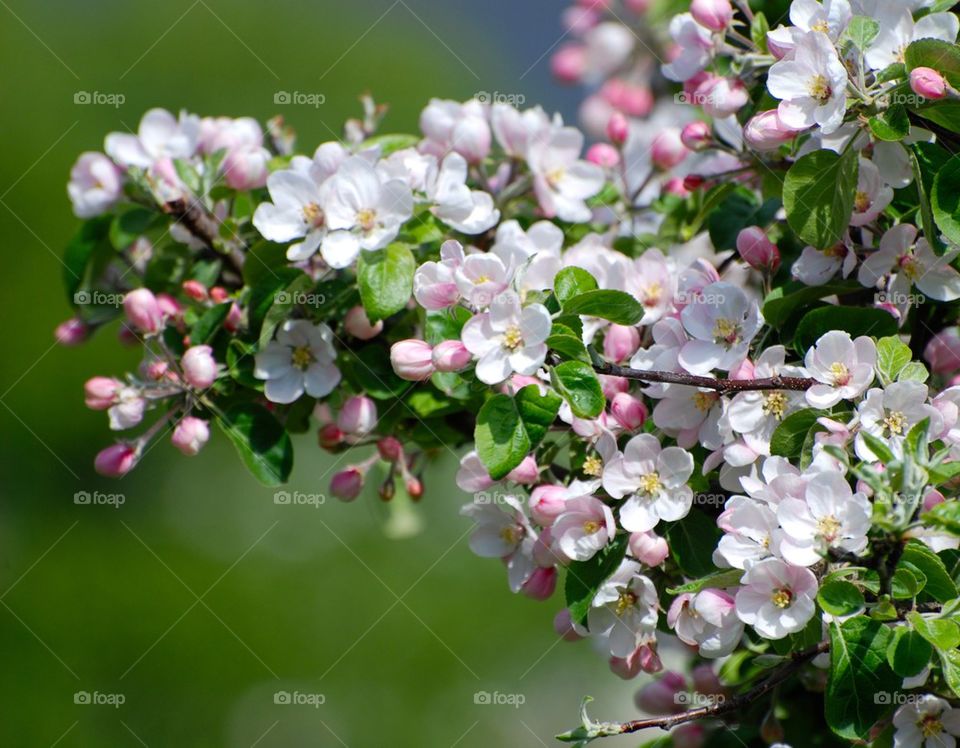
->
593;361;818;396
162;197;246;276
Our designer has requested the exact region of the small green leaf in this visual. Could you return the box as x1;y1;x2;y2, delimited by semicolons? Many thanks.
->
475;394;530;480
869;105;910;142
515;385;562;449
891;568;923;600
217;403;293;486
562;290;645;325
554;266;598;306
784;148;859;249
932;153;960;248
923;500;960;536
771;408;825;459
844;15;880;50
750;10;769;53
908;611;960;651
356;243;415;322
190;303;231;345
887;627;933;677
901;541;960;603
551;361;605;419
667;569;744;595
665;509;723;578
109;205;157;250
876;336;913;384
818;580;866;616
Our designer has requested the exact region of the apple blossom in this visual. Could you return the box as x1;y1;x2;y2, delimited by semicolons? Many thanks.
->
171;417;210;456
587;559;659;657
461;292;551;385
390;340;435;382
735;558;818;639
767;31;848;134
804;331;876;408
552;493;616;561
68;152;124;218
668;588;744;657
254;320;341;403
181;345;218;389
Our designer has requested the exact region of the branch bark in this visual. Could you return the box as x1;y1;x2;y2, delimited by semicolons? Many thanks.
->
593;361;818;396
162;197;246;276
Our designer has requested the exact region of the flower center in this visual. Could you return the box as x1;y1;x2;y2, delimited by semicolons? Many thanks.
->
356;208;377;232
500;525;522;545
302;202;324;227
763;392;788;420
503;325;524;351
919;714;944;739
771;588;793;608
615;589;638;616
854;191;871;213
883;410;907;436
638;472;662;496
473;274;491;285
291;345;314;370
811;20;830;33
583;455;603;477
898;252;920;281
808;74;832;105
643;282;662;308
713;318;740;345
546;167;566;187
824;242;847;259
693;391;718;412
829;362;851;386
817;514;842;542
583;519;602;535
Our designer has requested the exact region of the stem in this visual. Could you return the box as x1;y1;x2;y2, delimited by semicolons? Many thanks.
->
162;197;246;274
613;641;829;736
593;362;818;396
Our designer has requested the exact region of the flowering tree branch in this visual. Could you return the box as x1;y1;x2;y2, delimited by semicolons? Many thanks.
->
592;361;818;395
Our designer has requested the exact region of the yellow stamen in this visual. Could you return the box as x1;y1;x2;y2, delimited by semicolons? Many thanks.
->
920;714;944;739
829;362;850;386
763;392;788;420
808;74;832;104
356;208;376;232
502;326;523;351
817;515;841;542
291;345;314;370
771;588;793;609
583;455;603;477
854;191;871;213
583;519;601;535
615;590;638;616
884;410;907;436
302;202;324;227
713;318;739;345
638;472;662;496
693;391;718;412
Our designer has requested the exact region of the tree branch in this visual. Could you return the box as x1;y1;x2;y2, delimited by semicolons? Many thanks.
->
162;197;246;276
593;361;818;396
613;641;829;737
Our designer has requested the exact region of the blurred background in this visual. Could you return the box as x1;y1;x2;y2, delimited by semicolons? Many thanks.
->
0;0;654;745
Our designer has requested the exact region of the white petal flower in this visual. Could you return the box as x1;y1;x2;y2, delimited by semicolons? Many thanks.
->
767;31;849;134
587;559;659;657
734;558;818;639
527;125;604;223
804;331;876;408
460;292;551;384
679;282;763;374
254;320;341;404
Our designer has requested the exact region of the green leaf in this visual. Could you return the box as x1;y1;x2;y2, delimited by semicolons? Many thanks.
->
565;535;628;627
359;133;420;156
793;305;897;354
217;403;293;486
818;580;866;616
665;509;723;578
356;243;415;322
109;205;157;250
939;648;960;698
932;153;960;247
905;38;960;88
860;430;897;464
340;345;407;400
844;15;879;49
923;500;960;536
475;394;530;480
550;361;605;419
515;385;562;449
783;148;859;249
826;617;899;741
554;266;598;306
257;272;316;348
762;281;860;331
562;290;645;325
869;105;910;142
770;408;825;459
891;568;923;600
876;336;913;384
750;11;769;53
63;216;113;306
242;241;290;287
547;333;590;363
190;302;231;345
901;541;959;603
423;307;472;345
887;627;933;677
667;569;744;596
907;610;960;651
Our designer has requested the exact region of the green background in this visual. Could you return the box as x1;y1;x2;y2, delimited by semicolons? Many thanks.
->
0;0;647;745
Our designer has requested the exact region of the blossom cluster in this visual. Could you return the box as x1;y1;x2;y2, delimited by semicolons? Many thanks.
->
56;0;960;744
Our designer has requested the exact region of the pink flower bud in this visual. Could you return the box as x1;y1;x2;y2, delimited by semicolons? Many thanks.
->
728;357;755;380
551;45;586;84
529;484;569;526
603;324;641;363
629;530;668;565
181;280;208;301
337;395;378;437
224;303;242;333
611;642;661;679
736;226;780;272
625;0;651;13
55;317;89;346
924;329;960;374
210;286;229;303
318;423;344;450
923;489;946;512
586;143;620;168
553;609;584;641
691;663;725;697
156;293;183;320
682;175;705;192
743;110;798;152
681;121;712;151
377;436;403;462
651;129;689;170
522;566;557;601
144;360;170;381
390;340;435;381
432;340;472;372
698;77;749;119
911;67;947;101
599;375;630;400
223;147;270;190
634;671;687;714
344;305;383;340
507;455;540;484
406;475;423;500
663;177;691;198
94;443;138;477
331;467;364;501
181;345;218;389
618;84;654;117
123;288;163;334
606;111;629;145
690;0;734;31
171;417;210;456
611;393;648;432
84;377;121;410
